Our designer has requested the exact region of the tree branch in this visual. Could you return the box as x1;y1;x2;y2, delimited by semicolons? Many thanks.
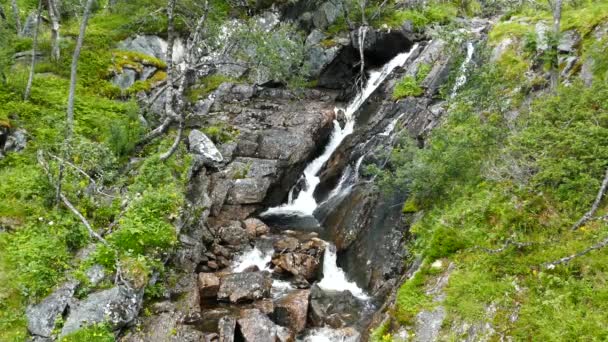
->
543;236;608;269
571;167;608;231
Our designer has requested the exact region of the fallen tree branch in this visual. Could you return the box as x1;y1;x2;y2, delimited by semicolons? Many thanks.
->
543;235;608;269
159;119;184;161
572;167;608;231
476;238;534;254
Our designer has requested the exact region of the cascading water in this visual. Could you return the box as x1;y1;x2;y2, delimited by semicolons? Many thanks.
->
450;41;474;98
317;244;368;299
232;247;273;272
262;44;419;217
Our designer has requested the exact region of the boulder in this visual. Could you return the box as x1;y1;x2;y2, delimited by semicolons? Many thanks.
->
1;128;27;156
60;286;142;337
236;309;294;342
217;272;272;303
121;312;206;342
189;130;224;166
118;35;184;63
274;290;310;333
273;236;300;252
26;282;77;338
226;178;272;204
558;30;581;52
198;273;221;299
218;221;249;246
271;252;321;281
312;1;341;29
243;218;270;238
112;68;138;90
85;264;106;286
308;285;363;328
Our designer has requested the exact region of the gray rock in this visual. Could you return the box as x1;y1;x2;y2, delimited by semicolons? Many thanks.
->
312;1;341;29
535;22;549;51
558;30;581;52
218;316;236;342
21;12;39;37
308;285;363;328
140;66;158;81
26;282;77;337
121;312;205;342
3;128;27;154
60;286;142;337
189;130;224;166
491;37;513;62
236;309;293;342
118;35;184;63
581;56;595;86
112;68;138;90
217;272;272;303
85;264;106;286
414;306;446;342
226;178;272;204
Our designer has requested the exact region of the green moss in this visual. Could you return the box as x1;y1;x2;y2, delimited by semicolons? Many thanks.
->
202;124;240;144
60;323;115;342
187;74;238;102
393;63;431;99
496;49;529;83
488;21;533;45
378;3;457;30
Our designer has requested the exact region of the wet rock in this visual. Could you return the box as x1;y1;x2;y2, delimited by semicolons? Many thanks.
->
198;273;221;299
274;290;310;333
189;130;224;166
236;309;294;342
26;282;77;338
243;218;270;238
217;272;272;303
272;252;321;281
218;316;236;342
308;285;363;328
60;286;142;337
218;221;249;246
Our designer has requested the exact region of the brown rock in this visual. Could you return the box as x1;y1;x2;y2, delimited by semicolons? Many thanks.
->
271;253;320;281
237;309;294;342
253;298;274;315
243;218;270;238
274;289;310;333
273;237;300;252
198;273;220;299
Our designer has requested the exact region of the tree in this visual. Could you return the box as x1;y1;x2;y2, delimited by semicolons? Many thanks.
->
24;0;43;101
56;0;95;200
547;0;562;90
10;0;21;35
47;0;61;61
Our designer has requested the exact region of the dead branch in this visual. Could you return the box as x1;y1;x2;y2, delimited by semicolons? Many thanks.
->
477;238;534;254
571;167;608;231
159;119;184;161
543;235;608;269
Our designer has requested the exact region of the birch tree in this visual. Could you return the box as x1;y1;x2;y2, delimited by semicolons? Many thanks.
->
56;0;95;199
10;0;21;34
47;0;61;61
24;0;43;101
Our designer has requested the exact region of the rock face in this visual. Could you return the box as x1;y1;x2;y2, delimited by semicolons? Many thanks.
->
60;286;142;337
217;272;272;303
236;309;293;342
26;282;77;338
118;35;185;63
274;289;310;333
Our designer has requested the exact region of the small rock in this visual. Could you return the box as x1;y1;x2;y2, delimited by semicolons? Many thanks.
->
26;282;77;338
558;30;581;52
189;130;224;166
198;273;221;299
218;221;249;246
218;316;236;342
243;218;270;238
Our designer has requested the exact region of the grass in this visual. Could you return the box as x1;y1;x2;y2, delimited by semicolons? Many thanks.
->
393;63;431;99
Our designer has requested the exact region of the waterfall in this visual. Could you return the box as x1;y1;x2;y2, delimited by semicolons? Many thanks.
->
380;112;406;137
263;44;418;217
232;247;273;272
450;42;474;98
317;244;368;299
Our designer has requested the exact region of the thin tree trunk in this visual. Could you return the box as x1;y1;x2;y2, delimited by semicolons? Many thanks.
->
164;0;176;120
56;0;95;202
47;0;61;61
24;0;43;101
571;167;608;231
549;0;562;91
10;0;21;35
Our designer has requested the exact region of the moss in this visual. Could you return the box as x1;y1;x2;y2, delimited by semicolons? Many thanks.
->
112;50;167;74
488;21;533;46
496;49;529;83
393;63;431;100
187;74;239;102
60;323;114;342
202;124;239;144
378;3;457;30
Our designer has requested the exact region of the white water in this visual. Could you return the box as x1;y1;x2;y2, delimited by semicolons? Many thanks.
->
317;244;368;299
232;247;272;272
450;42;475;98
263;44;418;217
299;327;359;342
380;112;406;137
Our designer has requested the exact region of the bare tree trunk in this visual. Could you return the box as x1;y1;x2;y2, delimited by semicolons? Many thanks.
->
164;0;177;120
24;0;43;101
10;0;21;35
56;0;95;201
549;0;562;90
47;0;61;61
571;167;608;231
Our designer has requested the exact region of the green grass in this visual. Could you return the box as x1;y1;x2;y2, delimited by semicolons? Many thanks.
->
393;63;431;100
378;3;458;30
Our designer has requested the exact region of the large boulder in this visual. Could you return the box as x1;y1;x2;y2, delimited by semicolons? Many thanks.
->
198;272;221;299
26;282;77;338
274;289;310;333
60;286;142;337
118;35;184;63
189;130;224;166
236;309;294;342
308;285;364;328
217;220;249;246
121;312;206;342
271;236;325;282
217;272;272;303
